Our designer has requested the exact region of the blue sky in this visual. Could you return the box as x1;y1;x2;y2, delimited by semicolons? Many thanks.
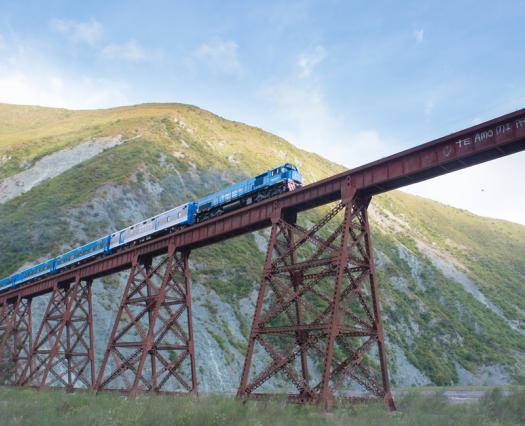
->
1;1;524;224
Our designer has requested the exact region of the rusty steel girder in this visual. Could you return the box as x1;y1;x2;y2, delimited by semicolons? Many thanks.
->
237;183;395;410
96;243;197;395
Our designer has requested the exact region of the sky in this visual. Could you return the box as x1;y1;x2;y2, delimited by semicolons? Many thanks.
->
0;0;524;224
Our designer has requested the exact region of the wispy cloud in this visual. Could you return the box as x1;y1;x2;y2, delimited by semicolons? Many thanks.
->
0;41;128;109
50;18;103;46
193;38;241;75
404;154;525;225
414;28;424;44
424;99;434;115
258;79;390;167
51;18;159;63
102;41;159;62
297;45;326;78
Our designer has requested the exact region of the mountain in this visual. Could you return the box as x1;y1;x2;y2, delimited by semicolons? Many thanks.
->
0;102;524;391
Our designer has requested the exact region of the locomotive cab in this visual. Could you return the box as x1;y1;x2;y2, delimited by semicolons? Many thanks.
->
279;163;303;188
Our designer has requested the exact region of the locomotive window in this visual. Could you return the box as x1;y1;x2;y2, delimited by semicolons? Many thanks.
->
200;202;212;211
254;174;264;186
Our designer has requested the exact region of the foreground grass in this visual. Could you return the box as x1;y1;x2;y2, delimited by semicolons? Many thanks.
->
0;387;524;426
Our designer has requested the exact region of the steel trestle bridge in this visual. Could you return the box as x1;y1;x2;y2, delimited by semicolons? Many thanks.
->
0;108;524;410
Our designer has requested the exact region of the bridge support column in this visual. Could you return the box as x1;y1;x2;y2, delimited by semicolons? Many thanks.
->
20;276;95;390
0;300;16;363
96;244;197;395
237;183;395;410
0;296;32;385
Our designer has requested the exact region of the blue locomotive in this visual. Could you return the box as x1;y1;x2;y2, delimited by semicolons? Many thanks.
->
0;163;302;292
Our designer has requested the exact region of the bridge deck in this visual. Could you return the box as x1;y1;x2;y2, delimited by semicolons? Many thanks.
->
1;108;524;302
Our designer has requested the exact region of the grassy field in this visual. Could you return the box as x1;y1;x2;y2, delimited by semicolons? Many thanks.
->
0;387;523;426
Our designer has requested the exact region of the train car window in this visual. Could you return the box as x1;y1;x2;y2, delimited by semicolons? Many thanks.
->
272;169;279;176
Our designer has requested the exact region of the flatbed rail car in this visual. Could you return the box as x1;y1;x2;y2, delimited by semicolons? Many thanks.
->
0;163;303;292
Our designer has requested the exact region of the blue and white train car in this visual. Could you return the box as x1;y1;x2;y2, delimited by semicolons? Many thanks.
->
55;236;111;270
154;202;197;234
0;275;18;292
16;258;56;284
109;202;197;249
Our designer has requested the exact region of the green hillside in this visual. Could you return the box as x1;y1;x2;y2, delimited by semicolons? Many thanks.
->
0;102;524;388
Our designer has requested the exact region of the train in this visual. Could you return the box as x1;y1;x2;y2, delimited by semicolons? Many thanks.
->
0;163;303;292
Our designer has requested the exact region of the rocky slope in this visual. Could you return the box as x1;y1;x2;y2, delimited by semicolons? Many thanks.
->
0;102;524;389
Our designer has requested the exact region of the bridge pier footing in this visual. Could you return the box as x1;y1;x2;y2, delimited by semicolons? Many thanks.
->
237;184;395;410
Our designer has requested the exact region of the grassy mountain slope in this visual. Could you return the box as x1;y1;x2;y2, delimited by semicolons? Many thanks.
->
0;102;523;388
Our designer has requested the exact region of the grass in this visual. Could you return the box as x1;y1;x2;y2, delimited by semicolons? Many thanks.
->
0;387;523;425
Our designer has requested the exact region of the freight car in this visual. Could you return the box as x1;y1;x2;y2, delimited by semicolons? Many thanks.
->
0;163;302;292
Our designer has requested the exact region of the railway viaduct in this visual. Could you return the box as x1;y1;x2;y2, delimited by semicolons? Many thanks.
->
0;108;524;410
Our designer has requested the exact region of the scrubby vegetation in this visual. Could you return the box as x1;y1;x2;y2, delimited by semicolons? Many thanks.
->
372;195;525;385
0;387;523;425
0;102;524;389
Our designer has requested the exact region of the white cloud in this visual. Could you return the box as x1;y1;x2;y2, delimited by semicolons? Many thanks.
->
403;153;525;225
102;41;157;62
0;33;4;49
51;18;103;46
321;131;391;169
424;99;434;115
297;45;326;78
0;43;128;109
414;28;424;44
51;19;160;63
193;38;241;74
258;80;390;167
